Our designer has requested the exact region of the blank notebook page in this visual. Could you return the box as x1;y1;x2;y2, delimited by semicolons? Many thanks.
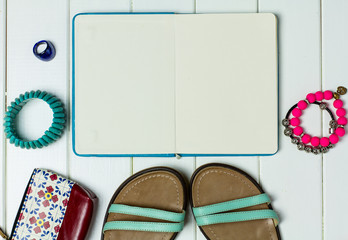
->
74;14;176;155
175;14;278;154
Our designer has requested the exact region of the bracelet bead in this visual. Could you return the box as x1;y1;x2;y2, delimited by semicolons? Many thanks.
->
311;137;320;147
297;143;305;150
315;91;324;101
320;137;330;147
321;147;329;153
333;99;343;108
319;102;327;110
329;134;339;144
306;93;316;103
292;108;302;117
335;127;345;137
313;148;321;155
337;86;347;95
336;108;346;117
298;100;308;110
337;117;347;125
324;90;333;100
284;128;293;136
304;146;312;153
301;134;311;144
282;118;290;127
293;126;303;136
291;137;299;144
290;118;301;126
329;120;337;128
329;128;335;134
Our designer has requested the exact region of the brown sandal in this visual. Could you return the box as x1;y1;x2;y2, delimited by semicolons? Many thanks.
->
190;163;281;240
101;167;188;240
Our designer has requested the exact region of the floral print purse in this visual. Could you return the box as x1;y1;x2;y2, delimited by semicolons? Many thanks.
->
1;169;96;240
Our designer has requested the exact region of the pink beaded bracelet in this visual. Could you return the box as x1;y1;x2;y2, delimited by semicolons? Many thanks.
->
282;86;347;154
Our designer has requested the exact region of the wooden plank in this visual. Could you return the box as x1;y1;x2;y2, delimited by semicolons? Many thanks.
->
197;0;257;13
0;0;6;231
132;0;194;12
259;0;322;239
6;0;69;231
70;0;130;13
322;0;348;239
195;1;258;240
69;1;132;239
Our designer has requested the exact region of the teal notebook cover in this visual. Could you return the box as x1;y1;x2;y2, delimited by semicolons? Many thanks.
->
72;12;278;157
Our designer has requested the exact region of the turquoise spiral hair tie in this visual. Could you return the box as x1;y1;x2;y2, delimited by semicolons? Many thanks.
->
3;90;66;149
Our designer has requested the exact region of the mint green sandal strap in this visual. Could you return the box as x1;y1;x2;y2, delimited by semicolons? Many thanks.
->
195;209;279;227
108;204;186;222
103;221;184;233
103;204;186;233
193;193;270;217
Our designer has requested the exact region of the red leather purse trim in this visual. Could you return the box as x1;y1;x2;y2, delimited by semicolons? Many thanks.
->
57;184;96;240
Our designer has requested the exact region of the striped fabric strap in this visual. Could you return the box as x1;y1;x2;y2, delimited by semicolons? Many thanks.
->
103;204;186;233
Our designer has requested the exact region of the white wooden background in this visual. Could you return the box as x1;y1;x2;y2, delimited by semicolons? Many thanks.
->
1;0;347;239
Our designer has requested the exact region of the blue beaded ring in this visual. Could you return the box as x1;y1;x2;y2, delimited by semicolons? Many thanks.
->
33;40;56;61
3;90;65;149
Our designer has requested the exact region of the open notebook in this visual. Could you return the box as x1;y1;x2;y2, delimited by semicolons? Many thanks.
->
72;13;278;157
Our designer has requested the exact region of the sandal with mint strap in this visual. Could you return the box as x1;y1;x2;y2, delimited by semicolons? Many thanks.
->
102;167;187;240
190;163;281;240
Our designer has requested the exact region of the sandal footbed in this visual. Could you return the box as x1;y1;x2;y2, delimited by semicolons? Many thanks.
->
190;163;281;240
102;167;187;240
